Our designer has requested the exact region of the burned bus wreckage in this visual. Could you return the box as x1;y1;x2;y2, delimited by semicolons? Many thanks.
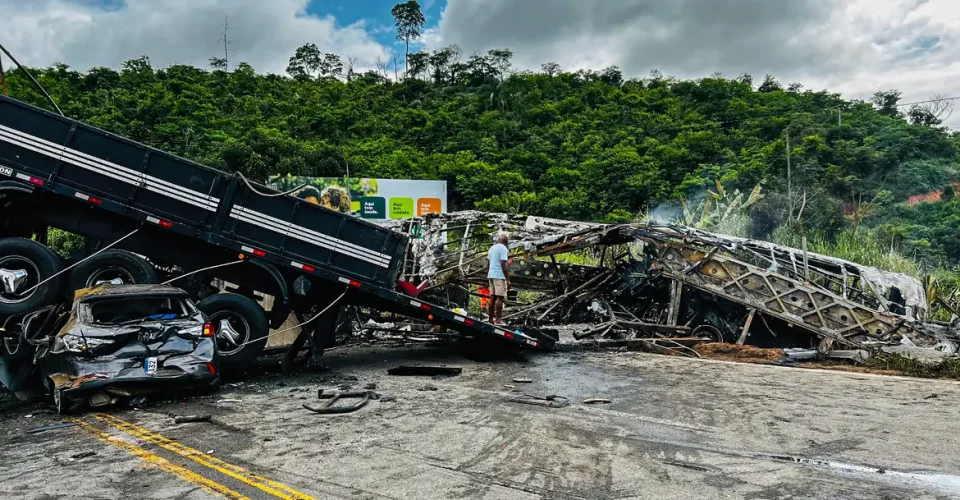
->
389;211;960;361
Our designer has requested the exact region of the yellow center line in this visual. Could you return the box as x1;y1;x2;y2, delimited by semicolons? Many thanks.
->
72;419;250;500
93;413;316;500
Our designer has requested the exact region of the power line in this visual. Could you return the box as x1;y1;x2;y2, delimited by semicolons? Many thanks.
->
895;96;960;108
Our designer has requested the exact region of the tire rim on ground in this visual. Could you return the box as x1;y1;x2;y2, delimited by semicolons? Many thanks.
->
85;266;136;287
0;256;41;304
210;311;251;355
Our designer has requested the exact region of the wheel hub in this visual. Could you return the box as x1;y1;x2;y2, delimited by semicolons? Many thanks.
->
218;319;242;346
0;268;28;295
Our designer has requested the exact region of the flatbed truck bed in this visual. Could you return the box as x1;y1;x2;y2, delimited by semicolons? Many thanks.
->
0;95;552;371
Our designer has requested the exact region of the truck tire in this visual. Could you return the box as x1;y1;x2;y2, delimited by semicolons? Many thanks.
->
197;293;268;374
69;249;159;291
0;238;63;317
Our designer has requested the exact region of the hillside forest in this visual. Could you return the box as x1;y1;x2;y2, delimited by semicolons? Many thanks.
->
1;6;959;284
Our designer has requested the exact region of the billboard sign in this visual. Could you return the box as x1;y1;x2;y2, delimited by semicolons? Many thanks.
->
268;175;446;220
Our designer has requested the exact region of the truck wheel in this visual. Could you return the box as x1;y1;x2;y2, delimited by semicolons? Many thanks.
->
0;238;63;316
69;249;159;291
197;293;268;374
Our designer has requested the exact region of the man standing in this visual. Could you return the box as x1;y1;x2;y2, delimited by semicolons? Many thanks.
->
487;232;510;324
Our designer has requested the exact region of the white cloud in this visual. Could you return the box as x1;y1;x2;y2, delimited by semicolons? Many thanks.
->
435;0;960;126
0;0;392;74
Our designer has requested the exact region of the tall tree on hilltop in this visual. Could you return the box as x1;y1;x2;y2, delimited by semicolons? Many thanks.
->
286;43;322;81
871;90;902;118
391;1;426;79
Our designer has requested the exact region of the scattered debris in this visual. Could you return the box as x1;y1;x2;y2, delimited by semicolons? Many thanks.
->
127;396;150;408
174;415;212;424
417;384;439;391
70;450;97;460
364;383;377;390
217;399;241;404
303;389;376;414
27;422;77;434
696;343;783;363
512;378;533;383
583;398;612;405
508;394;570;408
391;211;960;367
387;366;462;376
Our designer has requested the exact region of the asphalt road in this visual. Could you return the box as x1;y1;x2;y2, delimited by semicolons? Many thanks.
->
2;346;960;499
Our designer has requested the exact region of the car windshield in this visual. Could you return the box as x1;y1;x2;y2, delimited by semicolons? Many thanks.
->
84;296;194;325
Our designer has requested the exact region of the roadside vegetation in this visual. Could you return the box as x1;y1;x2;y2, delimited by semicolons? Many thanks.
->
4;1;959;307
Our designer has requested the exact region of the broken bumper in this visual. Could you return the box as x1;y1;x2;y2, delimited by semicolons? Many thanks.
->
46;340;219;403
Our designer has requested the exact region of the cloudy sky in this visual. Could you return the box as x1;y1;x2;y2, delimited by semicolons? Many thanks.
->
2;0;959;123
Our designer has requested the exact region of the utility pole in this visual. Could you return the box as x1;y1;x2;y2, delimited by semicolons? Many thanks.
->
392;55;400;82
0;52;7;95
219;16;232;71
786;128;793;218
838;106;842;126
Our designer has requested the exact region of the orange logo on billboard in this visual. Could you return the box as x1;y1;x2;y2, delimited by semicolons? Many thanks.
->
418;198;441;216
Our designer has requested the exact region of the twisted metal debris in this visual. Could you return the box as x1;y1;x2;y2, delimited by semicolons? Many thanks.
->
389;212;959;358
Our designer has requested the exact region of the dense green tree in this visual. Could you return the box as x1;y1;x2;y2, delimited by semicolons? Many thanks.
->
4;46;959;265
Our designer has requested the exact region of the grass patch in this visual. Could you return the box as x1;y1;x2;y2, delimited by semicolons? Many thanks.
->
865;353;960;379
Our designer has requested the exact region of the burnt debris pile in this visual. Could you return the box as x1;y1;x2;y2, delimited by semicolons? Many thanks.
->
388;211;960;361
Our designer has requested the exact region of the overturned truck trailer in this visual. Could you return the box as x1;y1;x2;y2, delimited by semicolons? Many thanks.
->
392;211;960;355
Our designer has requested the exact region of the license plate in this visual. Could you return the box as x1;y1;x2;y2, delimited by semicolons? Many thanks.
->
144;357;158;375
0;166;12;177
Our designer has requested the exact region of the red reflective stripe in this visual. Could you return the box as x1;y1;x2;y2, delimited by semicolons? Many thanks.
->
252;249;266;257
503;332;515;340
159;220;173;228
349;280;361;288
88;196;102;205
302;264;315;273
28;177;44;186
464;318;475;325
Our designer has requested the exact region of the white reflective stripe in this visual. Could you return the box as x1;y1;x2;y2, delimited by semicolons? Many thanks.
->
232;205;391;263
454;316;466;322
0;129;217;211
338;277;351;284
74;192;89;201
240;246;255;253
231;206;391;265
146;217;161;224
0;126;219;211
15;173;30;181
410;300;422;308
230;209;390;269
0;125;221;206
229;207;391;268
0;128;219;211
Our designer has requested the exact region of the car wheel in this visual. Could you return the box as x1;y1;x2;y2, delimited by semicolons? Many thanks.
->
197;293;268;374
0;238;63;317
69;249;159;291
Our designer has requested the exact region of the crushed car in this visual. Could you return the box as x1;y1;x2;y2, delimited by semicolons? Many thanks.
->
1;284;219;413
